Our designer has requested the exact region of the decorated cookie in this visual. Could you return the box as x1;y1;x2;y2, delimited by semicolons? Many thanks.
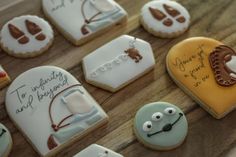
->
73;144;123;157
0;15;54;58
140;0;190;38
0;65;11;89
166;37;236;119
82;35;155;92
134;102;188;150
5;66;108;157
0;123;12;157
42;0;127;45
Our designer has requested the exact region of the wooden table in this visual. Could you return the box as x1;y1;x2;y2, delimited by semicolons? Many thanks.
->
1;0;236;156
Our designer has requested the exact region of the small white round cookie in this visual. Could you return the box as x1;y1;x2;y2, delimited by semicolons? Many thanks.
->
140;0;190;38
0;15;54;58
0;123;13;157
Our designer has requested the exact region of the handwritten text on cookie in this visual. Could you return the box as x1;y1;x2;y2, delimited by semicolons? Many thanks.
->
10;71;69;114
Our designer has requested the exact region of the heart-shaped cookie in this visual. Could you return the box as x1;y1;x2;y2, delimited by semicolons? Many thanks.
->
42;0;127;45
166;37;236;119
6;66;108;157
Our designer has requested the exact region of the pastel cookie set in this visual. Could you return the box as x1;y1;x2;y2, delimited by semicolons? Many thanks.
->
0;123;12;157
0;0;235;156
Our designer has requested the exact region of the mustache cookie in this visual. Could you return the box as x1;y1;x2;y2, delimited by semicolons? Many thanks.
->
166;37;236;119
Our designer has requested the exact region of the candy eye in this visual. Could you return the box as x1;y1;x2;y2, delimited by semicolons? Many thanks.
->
164;107;176;115
151;112;163;121
143;121;152;132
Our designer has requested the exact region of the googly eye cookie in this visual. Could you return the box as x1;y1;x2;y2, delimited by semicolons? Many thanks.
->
134;102;188;150
42;0;127;45
5;66;108;157
82;35;155;92
140;0;190;38
73;144;123;157
0;15;54;58
0;123;13;157
166;37;236;119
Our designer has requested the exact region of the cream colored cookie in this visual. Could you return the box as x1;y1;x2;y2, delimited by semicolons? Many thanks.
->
0;15;54;58
42;0;127;45
140;0;190;38
0;65;11;89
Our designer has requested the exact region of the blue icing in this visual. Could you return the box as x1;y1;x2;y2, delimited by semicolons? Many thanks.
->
134;102;188;149
87;6;126;32
71;107;98;124
0;124;11;156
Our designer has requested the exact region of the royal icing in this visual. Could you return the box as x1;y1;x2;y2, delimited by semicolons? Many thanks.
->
134;102;188;150
73;144;123;157
42;0;127;45
141;0;190;36
166;37;236;119
5;66;108;156
0;65;11;89
0;123;12;157
0;15;53;56
82;35;155;92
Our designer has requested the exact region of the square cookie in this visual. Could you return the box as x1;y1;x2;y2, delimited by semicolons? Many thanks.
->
5;66;108;157
82;35;155;92
42;0;127;45
73;144;123;157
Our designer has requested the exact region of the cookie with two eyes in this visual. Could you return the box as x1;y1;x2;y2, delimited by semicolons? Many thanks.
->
0;123;13;157
134;102;188;150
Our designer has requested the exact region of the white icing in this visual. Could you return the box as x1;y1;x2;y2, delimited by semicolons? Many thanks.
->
82;35;155;91
73;144;123;157
42;0;127;42
226;56;236;74
90;0;116;12
0;15;53;54
5;66;108;156
141;0;190;34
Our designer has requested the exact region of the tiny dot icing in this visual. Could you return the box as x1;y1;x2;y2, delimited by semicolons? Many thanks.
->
0;15;53;55
5;66;108;156
0;123;12;157
82;35;155;92
134;102;188;150
141;0;190;35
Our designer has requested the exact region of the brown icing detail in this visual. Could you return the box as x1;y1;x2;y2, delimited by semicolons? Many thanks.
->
25;20;42;35
176;16;186;23
47;135;58;150
18;36;29;44
149;7;166;21
209;45;236;86
8;24;24;39
124;48;143;63
36;33;46;41
163;4;180;17
81;25;89;35
163;18;173;27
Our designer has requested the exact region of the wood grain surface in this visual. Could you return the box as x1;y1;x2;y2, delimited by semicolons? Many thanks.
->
0;0;236;156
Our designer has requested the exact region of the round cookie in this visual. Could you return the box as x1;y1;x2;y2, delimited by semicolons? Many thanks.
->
134;102;188;150
140;0;190;38
166;37;236;119
0;15;54;58
0;123;12;157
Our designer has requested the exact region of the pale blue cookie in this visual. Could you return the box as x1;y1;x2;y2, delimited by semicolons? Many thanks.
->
134;102;188;150
0;123;12;157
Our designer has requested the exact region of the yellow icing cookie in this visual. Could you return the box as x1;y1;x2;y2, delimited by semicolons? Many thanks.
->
166;37;236;119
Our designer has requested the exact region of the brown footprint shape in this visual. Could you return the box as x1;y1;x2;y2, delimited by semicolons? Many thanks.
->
149;4;186;27
8;24;29;44
25;20;46;41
